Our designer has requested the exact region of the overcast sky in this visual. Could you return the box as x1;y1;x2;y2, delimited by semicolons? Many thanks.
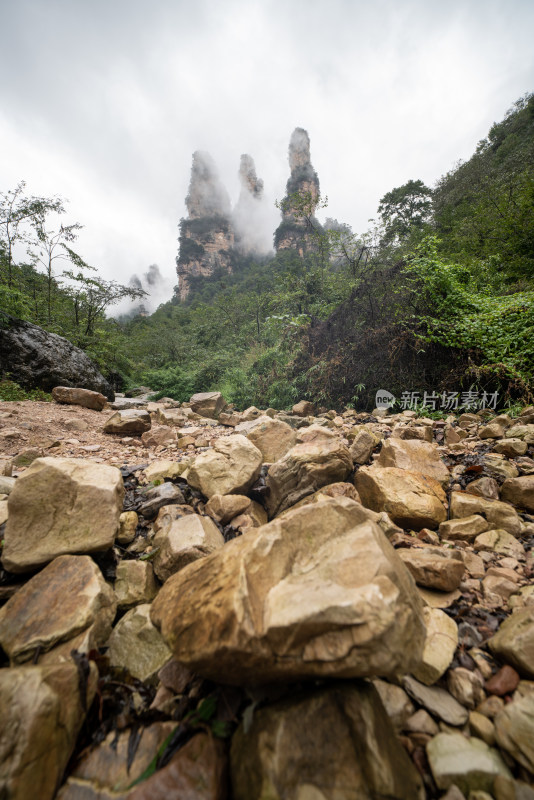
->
2;0;533;309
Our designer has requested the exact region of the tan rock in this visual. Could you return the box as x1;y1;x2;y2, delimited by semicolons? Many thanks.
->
155;408;188;426
0;662;98;800
144;459;188;482
505;423;534;441
152;513;224;582
493;438;528;457
0;458;13;476
469;710;496;746
465;477;500;500
58;722;175;798
474;530;525;560
392;424;433;443
355;466;447;530
464;551;486;579
187;434;262;499
107;603;171;683
349;427;380;464
114;560;158;609
413;606;459;685
189;391;226;419
449;492;521;536
495;691;534;773
458;413;480;428
230;684;424;800
426;732;512;794
117;510;138;544
0;500;7;526
372;678;415;729
292;399;314;416
141;426;178;447
404;708;440;735
483;574;518;602
242;416;297;463
447;667;486;709
266;434;353;517
479;415;512;439
153;504;196;537
482;454;519;481
104;408;151;434
127;732;227;800
501;476;534;512
439;514;489;541
488;607;534;678
0;555;116;663
52;386;107;411
1;457;123;573
64;417;89;432
377;437;450;487
205;493;251;524
151;498;426;684
398;548;465;591
277;481;361;518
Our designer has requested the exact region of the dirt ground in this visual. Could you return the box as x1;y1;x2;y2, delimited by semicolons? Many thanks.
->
0;400;175;474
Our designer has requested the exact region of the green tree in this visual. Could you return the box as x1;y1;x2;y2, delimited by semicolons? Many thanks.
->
0;182;64;286
377;179;433;244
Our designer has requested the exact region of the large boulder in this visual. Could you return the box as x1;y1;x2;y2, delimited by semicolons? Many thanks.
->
397;547;465;591
266;428;353;517
57;722;176;799
0;312;114;399
449;491;522;535
236;415;297;463
231;684;424;800
1;457;124;573
188;391;227;419
377;438;450;487
501;475;534;512
151;498;426;685
495;690;534;773
187;434;262;498
488;607;534;678
51;386;107;411
103;409;151;435
426;732;512;794
0;555;117;664
355;466;447;530
0;662;98;800
152;513;224;582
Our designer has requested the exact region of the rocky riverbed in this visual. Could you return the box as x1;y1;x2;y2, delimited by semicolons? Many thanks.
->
0;389;533;799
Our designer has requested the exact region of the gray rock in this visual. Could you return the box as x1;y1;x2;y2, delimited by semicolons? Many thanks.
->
137;482;185;519
0;312;114;399
403;675;469;726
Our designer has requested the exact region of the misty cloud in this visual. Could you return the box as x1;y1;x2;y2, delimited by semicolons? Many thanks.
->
233;154;273;256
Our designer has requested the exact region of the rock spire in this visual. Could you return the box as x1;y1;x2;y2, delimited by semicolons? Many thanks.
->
274;127;321;255
176;152;234;301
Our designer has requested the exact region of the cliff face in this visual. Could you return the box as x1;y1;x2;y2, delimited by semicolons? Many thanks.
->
176;130;320;301
176;152;235;302
274;128;321;255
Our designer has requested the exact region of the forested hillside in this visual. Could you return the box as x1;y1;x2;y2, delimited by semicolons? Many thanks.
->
1;94;533;410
